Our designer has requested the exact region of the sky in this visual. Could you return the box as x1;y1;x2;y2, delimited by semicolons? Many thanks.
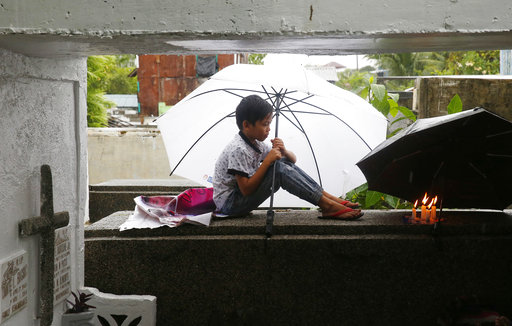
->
263;53;376;70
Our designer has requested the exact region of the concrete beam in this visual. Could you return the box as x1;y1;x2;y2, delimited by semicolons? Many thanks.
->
1;0;511;57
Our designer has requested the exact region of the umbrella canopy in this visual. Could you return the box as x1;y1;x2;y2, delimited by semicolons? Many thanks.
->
357;108;512;210
156;64;387;207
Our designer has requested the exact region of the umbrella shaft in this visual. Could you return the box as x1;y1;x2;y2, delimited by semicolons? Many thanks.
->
270;95;283;202
274;97;281;138
266;92;283;236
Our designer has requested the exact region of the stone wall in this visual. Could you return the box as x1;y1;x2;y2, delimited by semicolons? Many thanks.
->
88;128;171;184
0;48;87;325
414;76;512;119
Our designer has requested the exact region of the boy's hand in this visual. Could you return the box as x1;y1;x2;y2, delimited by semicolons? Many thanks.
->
264;147;282;164
271;137;297;164
271;138;286;154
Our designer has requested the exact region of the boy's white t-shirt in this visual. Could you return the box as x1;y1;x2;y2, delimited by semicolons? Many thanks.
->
213;131;271;209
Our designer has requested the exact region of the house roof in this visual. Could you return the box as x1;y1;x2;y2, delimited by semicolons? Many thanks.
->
104;94;138;108
323;61;346;69
304;66;338;82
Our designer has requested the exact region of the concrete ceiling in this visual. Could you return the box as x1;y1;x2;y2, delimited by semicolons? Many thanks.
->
2;0;511;58
1;31;511;58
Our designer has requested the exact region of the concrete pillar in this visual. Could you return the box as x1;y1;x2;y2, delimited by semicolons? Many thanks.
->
501;50;512;75
0;48;88;325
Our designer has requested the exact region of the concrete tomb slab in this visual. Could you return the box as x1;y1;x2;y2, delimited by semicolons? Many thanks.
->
85;209;512;325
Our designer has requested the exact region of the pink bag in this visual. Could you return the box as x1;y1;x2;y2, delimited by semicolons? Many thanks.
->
139;187;215;216
175;187;215;215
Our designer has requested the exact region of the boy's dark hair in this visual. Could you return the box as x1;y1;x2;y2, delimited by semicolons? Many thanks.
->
235;95;273;130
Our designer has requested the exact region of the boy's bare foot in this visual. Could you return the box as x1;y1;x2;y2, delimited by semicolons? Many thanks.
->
319;207;363;220
318;197;363;220
338;199;360;208
323;191;360;208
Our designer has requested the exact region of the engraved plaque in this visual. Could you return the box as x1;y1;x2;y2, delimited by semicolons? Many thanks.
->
54;227;71;305
0;251;28;324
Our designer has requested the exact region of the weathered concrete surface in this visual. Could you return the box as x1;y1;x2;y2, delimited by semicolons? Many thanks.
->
1;1;512;57
87;128;172;184
3;0;511;35
0;48;88;325
88;179;202;223
85;209;512;325
415;76;512;119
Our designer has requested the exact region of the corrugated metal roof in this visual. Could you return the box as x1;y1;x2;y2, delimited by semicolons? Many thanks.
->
104;94;138;108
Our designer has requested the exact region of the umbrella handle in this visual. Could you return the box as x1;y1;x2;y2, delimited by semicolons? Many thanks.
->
266;210;274;238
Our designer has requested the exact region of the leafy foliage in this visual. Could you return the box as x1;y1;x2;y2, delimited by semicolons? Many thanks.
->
105;67;138;94
344;183;412;209
447;94;463;114
105;55;138;94
87;55;137;127
66;290;96;313
342;92;464;209
339;56;460;209
366;52;428;76
339;50;495;209
437;51;500;75
358;76;417;138
87;56;114;127
367;50;500;77
338;76;417;208
248;54;267;65
366;52;432;90
335;69;373;94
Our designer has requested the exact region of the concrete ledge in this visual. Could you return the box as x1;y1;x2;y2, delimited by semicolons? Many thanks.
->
85;209;512;237
85;210;512;326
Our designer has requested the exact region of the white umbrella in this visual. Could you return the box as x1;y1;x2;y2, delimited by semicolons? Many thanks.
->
156;64;387;208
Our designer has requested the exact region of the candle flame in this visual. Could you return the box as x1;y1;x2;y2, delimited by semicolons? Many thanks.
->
422;193;429;205
414;200;418;208
433;196;438;205
428;198;435;209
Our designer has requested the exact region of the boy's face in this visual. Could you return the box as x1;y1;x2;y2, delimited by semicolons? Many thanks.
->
243;113;272;142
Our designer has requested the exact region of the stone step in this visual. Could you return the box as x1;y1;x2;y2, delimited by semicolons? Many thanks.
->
85;209;512;237
85;209;512;326
88;178;203;223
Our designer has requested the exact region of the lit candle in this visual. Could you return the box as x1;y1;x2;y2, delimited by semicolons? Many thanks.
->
427;199;433;222
412;200;418;221
431;196;438;222
421;193;429;221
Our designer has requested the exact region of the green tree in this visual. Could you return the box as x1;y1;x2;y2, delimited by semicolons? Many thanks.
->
335;69;373;94
368;50;500;77
87;56;115;127
339;74;417;209
105;67;138;94
421;52;450;75
248;54;266;65
87;55;138;127
114;54;137;68
367;52;428;76
342;92;463;209
104;55;138;94
436;51;500;75
366;52;432;90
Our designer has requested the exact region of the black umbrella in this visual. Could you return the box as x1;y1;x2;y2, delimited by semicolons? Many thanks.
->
356;108;512;210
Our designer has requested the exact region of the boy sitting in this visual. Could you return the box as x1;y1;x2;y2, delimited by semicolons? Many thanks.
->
213;95;363;220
